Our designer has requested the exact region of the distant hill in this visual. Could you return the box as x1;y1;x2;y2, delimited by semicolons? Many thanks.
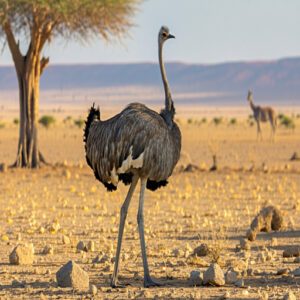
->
1;57;300;104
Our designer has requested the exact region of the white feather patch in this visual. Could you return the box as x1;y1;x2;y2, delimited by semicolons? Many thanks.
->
118;146;144;174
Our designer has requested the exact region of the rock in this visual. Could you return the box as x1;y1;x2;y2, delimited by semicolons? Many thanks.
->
246;206;283;241
283;292;297;300
283;246;300;258
203;263;225;286
0;163;7;173
276;268;289;276
9;244;34;265
225;269;238;284
77;241;87;252
189;270;203;286
193;243;211;257
87;241;95;252
89;284;97;295
62;235;70;245
294;257;300;263
234;278;244;287
290;152;300;161
293;267;300;276
42;245;54;255
62;169;71;179
56;260;89;290
240;239;250;250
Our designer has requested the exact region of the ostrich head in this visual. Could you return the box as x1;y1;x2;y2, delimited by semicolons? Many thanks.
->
247;90;253;102
159;26;175;44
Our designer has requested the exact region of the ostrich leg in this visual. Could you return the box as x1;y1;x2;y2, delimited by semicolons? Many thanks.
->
111;175;139;288
137;178;161;287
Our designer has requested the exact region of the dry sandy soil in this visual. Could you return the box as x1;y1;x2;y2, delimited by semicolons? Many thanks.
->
0;105;300;299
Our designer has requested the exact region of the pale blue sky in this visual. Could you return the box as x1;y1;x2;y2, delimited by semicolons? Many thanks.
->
1;0;300;65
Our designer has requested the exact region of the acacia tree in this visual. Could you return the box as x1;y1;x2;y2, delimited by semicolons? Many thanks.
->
0;0;138;168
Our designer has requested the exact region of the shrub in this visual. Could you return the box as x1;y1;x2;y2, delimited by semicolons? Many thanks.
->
229;118;237;125
74;118;85;128
280;115;295;129
39;115;56;129
187;118;193;124
13;118;19;125
212;117;222;126
201;117;207;124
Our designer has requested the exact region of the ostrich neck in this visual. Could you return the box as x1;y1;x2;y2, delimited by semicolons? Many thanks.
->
159;41;173;112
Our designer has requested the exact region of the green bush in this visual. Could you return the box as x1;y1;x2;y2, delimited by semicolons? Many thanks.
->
187;118;193;124
13;118;19;125
280;115;295;129
229;118;237;125
212;117;222;126
39;115;56;129
74;118;85;128
201;117;207;124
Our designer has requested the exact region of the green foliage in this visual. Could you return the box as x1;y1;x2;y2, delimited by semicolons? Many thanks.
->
201;117;207;124
0;0;139;43
187;118;193;124
278;113;285;120
39;115;56;129
280;115;295;129
13;118;19;125
74;118;85;128
229;118;237;125
212;117;222;126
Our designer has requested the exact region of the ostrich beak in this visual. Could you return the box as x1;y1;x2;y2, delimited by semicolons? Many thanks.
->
168;34;175;39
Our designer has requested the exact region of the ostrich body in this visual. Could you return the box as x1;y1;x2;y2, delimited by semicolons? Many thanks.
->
84;26;181;287
247;90;277;141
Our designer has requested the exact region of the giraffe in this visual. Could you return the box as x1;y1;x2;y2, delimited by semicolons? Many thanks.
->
247;90;277;141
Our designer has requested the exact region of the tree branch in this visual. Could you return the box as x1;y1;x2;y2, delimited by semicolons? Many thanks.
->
40;56;49;75
3;21;23;73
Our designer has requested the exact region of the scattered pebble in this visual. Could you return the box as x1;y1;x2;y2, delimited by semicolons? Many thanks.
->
283;246;300;258
62;235;71;245
42;245;54;255
189;270;203;286
293;267;300;277
9;243;34;265
56;260;89;290
192;243;211;257
203;263;225;286
240;239;251;250
234;278;244;288
225;269;238;284
283;292;297;300
89;284;97;295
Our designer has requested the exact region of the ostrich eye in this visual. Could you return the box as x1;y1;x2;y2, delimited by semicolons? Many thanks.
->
162;32;167;37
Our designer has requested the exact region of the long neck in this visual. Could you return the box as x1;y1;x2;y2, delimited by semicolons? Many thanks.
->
249;98;256;111
159;40;174;113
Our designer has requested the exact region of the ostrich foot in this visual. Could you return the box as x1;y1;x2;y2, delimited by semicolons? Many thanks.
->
144;276;162;288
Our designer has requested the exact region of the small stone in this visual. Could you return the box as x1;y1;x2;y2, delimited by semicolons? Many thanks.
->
293;267;300;276
294;257;300;263
87;241;95;252
283;246;300;258
9;244;34;265
89;284;97;295
203;263;225;286
0;163;7;173
240;239;250;250
62;235;70;245
225;269;238;284
56;260;89;290
77;241;87;252
189;270;203;286
234;278;244;287
193;243;211;257
259;291;269;300
271;238;278;246
283;292;297;300
42;245;54;255
277;268;289;275
62;169;71;179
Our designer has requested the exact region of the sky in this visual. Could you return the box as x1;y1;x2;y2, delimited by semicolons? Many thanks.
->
1;0;300;65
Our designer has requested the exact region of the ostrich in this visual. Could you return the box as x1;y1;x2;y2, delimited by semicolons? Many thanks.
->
84;26;181;288
247;90;277;141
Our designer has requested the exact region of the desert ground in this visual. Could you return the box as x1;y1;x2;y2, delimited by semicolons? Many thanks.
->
0;103;300;299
